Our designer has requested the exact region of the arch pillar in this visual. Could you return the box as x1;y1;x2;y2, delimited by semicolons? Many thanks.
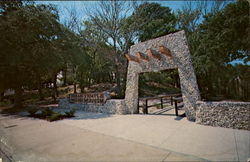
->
124;30;200;121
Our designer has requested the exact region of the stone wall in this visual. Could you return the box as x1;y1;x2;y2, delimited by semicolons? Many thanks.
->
59;98;128;115
125;30;200;121
196;101;250;130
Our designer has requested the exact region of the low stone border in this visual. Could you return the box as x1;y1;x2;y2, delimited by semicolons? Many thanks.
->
196;101;250;130
59;98;128;115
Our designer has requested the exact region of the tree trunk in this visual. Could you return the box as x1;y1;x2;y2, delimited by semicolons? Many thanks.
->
52;90;56;102
37;74;44;101
72;66;77;94
108;73;112;82
14;87;23;108
113;36;121;94
63;68;67;86
74;84;77;93
115;64;121;92
0;91;4;102
80;86;84;93
52;74;58;102
38;85;44;101
55;75;59;97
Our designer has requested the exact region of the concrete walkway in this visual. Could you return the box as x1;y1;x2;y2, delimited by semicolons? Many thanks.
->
0;108;249;161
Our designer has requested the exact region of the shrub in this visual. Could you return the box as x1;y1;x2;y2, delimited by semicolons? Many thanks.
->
27;107;75;122
0;99;12;107
41;107;54;117
27;106;39;116
64;109;76;117
48;113;62;122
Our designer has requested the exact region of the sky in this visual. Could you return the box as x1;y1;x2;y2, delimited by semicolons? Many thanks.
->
35;1;233;26
35;1;189;23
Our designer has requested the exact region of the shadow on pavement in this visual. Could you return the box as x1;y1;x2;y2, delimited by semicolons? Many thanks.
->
151;107;173;115
68;111;113;120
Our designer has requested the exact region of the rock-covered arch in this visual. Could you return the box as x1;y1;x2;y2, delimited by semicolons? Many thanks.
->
124;30;200;121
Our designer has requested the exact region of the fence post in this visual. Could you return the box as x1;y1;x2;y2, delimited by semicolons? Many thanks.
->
174;100;178;116
137;98;140;113
161;98;163;109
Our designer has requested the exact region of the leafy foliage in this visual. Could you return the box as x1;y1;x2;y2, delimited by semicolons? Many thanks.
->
41;107;54;117
27;107;75;121
27;106;39;116
139;70;181;97
0;2;88;105
178;0;250;100
127;2;177;42
48;112;63;122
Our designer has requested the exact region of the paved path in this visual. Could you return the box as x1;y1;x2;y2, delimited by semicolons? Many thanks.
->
60;109;250;161
0;114;206;162
0;108;249;161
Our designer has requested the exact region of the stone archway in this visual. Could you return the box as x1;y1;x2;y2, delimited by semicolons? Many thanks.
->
124;30;200;121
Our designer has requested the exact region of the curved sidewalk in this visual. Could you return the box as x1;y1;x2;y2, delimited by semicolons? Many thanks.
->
0;115;206;162
1;109;249;161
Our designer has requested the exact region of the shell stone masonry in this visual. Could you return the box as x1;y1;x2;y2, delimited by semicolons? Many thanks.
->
59;30;250;130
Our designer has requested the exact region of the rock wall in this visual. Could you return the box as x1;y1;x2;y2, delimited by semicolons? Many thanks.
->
58;98;128;115
125;30;200;121
196;101;250;130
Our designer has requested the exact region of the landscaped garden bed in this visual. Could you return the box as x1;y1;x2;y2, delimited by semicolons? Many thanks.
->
27;106;75;122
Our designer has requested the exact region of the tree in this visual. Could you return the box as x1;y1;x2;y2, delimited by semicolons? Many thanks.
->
85;1;132;95
127;2;177;42
225;64;250;101
177;0;250;100
80;20;117;90
62;5;85;87
0;2;78;106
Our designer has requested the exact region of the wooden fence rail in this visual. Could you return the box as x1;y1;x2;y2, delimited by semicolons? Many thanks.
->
138;94;182;114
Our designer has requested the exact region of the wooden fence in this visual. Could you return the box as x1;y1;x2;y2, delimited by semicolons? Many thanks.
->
138;93;182;114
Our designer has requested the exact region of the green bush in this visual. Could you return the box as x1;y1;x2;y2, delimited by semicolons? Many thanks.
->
64;109;76;117
27;107;39;116
0;99;12;107
41;107;54;117
27;107;75;122
48;113;62;122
